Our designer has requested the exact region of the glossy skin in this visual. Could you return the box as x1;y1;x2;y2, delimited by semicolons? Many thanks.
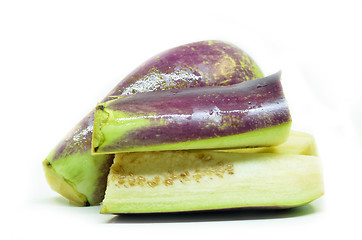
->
43;40;264;205
93;72;291;153
102;40;263;101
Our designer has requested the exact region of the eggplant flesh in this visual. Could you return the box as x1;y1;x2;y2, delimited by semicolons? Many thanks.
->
92;72;291;154
101;131;322;214
101;149;323;214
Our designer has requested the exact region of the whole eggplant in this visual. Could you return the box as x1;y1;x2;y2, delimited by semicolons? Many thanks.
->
43;40;264;206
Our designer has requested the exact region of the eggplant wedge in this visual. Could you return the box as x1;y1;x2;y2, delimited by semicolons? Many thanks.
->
92;72;291;153
101;150;323;214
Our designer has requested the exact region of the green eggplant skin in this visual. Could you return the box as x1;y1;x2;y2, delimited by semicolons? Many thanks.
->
43;40;264;206
92;72;291;153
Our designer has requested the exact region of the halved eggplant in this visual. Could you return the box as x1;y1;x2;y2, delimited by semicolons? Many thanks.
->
101;149;323;214
92;72;291;154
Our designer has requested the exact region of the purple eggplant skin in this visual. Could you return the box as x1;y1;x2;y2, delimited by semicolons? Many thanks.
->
93;72;291;153
43;40;264;206
102;40;263;101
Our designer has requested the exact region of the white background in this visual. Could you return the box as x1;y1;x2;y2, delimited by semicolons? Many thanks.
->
1;0;362;239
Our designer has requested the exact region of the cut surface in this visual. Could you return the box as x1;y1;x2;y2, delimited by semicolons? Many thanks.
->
43;160;88;206
44;146;114;206
101;151;323;214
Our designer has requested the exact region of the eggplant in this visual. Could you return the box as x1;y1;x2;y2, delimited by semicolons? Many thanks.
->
43;40;264;206
92;72;291;154
100;133;323;214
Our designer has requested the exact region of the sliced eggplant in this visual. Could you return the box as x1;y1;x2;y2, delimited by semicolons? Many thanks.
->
92;72;291;153
101;150;323;214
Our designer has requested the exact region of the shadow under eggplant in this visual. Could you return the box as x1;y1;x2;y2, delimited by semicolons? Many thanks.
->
106;204;318;224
